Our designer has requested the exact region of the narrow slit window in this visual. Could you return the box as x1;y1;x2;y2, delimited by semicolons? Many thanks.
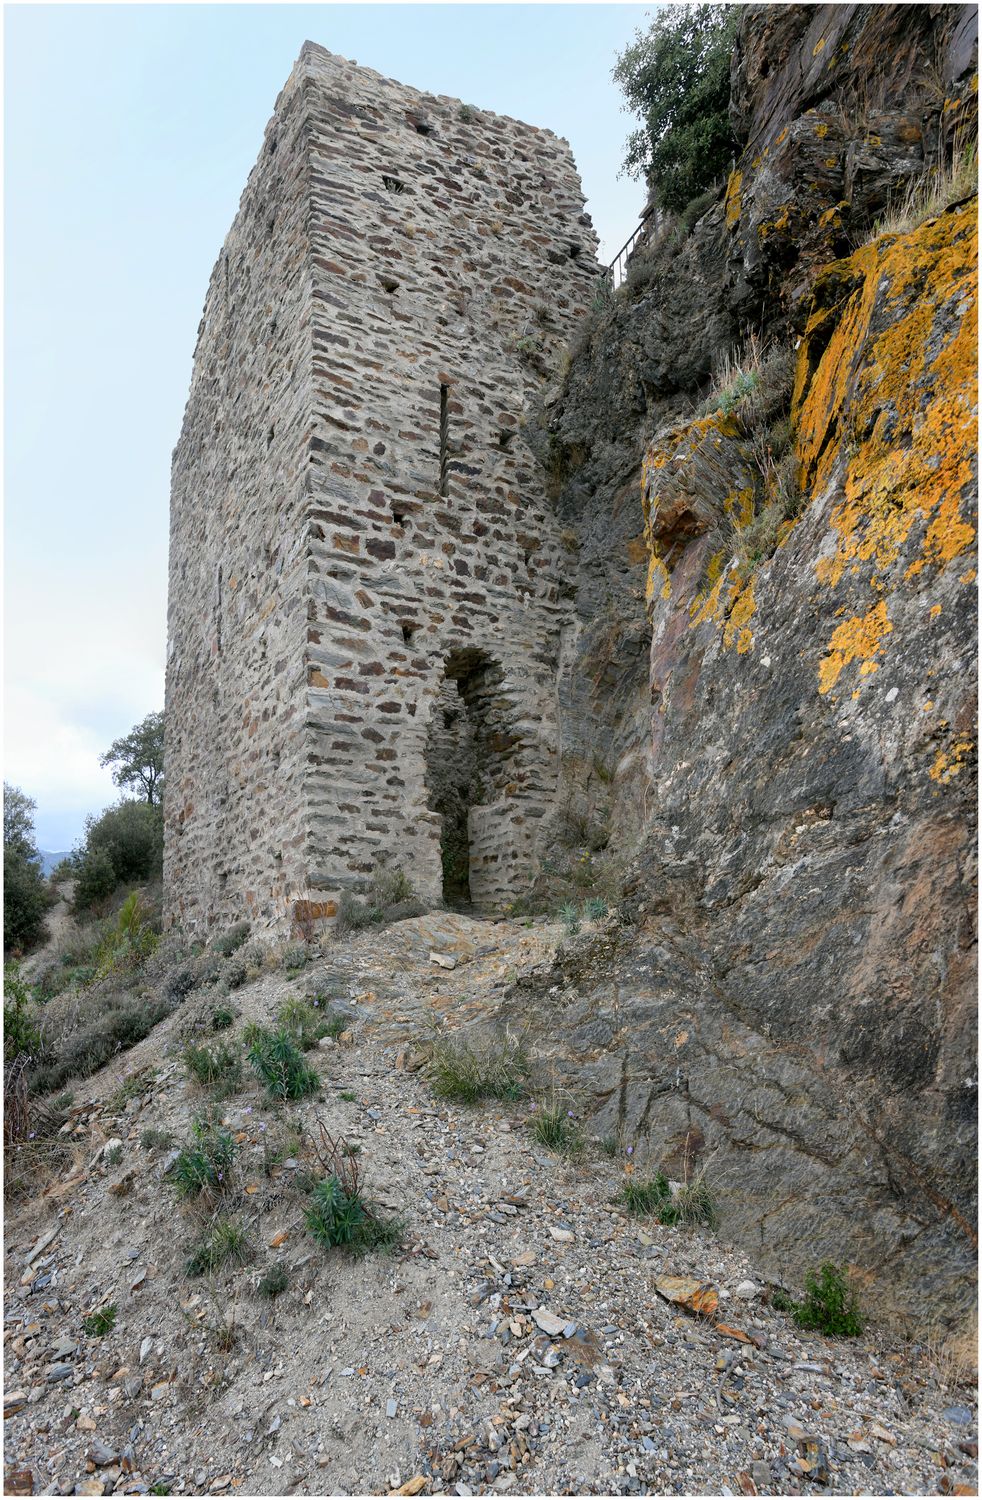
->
439;385;450;497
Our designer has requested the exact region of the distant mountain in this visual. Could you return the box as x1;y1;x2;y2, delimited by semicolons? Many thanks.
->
39;851;74;878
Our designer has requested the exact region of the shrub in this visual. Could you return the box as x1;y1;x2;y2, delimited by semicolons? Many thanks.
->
583;897;609;921
93;892;159;981
73;849;117;912
304;1128;404;1256
559;902;581;936
170;1117;236;1199
84;799;163;888
428;1033;530;1105
211;1006;235;1031
277;996;344;1050
774;1262;863;1337
614;5;738;214
140;1127;174;1152
210;922;251;957
281;942;309;973
3;963;42;1063
246;1026;319;1100
82;1305;117;1337
4;784;51;953
224;957;249;991
183;1041;242;1093
257;1263;289;1298
165;963;198;1005
29;989;173;1097
104;1144;124;1167
185;1217;251;1278
335;867;420;937
621;1173;673;1216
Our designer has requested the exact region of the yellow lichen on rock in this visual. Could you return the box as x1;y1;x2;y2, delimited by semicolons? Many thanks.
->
725;170;743;230
817;599;893;695
930;738;974;784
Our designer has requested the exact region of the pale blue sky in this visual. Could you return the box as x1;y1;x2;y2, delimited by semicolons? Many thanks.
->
4;2;651;851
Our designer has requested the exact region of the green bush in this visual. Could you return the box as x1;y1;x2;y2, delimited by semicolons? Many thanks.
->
774;1262;863;1337
305;1176;403;1256
82;1305;117;1337
277;996;345;1050
140;1127;174;1152
530;1104;583;1155
257;1263;289;1298
428;1034;530;1105
72;849;118;912
183;1040;242;1092
620;1171;717;1228
211;1006;235;1031
559;902;581;936
165;963;197;1005
185;1217;251;1278
209;922;251;957
93;892;159;981
613;4;738;214
29;988;174;1097
77;799;163;901
4;785;52;953
246;1026;320;1100
169;1117;236;1199
3;963;41;1063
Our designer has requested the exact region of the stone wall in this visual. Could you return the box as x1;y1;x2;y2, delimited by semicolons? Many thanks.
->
165;44;598;933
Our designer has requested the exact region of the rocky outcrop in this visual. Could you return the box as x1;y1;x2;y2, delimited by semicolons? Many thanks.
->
529;4;977;1326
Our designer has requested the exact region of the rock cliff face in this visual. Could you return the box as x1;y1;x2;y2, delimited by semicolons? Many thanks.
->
527;3;977;1326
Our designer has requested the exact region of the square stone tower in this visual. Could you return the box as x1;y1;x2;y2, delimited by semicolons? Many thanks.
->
164;43;599;934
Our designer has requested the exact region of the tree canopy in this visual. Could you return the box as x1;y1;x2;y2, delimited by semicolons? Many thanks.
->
100;710;165;807
614;3;739;215
3;783;50;953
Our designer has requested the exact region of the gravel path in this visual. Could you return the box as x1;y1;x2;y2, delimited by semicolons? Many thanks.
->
4;916;977;1497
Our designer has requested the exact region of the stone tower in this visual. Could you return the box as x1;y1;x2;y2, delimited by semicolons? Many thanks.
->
164;43;599;934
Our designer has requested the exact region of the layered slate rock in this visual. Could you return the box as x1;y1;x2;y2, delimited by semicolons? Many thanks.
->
165;45;599;933
528;5;977;1325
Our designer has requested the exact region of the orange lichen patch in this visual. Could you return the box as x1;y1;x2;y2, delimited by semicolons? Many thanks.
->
817;600;893;695
960;568;977;584
645;554;671;604
724;487;755;527
816;122;829;139
723;578;756;652
929;603;943;619
930;739;974;784
812;36;827;56
795;201;977;663
725;169;743;230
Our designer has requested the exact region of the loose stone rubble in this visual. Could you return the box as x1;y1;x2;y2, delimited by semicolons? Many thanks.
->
4;915;977;1496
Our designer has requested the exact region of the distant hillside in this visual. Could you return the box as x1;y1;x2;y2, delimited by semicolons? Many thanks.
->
39;851;73;878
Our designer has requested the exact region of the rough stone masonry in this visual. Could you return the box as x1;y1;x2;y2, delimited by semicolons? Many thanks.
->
165;43;599;934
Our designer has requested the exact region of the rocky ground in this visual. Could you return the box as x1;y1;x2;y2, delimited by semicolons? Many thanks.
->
4;914;978;1497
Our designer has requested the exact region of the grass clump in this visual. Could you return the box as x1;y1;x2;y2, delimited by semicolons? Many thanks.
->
185;1217;251;1278
170;1117;236;1199
304;1126;404;1257
257;1263;289;1299
82;1304;117;1337
183;1040;242;1092
104;1144;124;1167
211;1006;235;1031
140;1126;174;1152
872;140;977;239
246;1025;319;1100
277;996;345;1050
620;1171;717;1228
558;901;581;936
773;1261;863;1337
334;867;420;937
428;1033;530;1105
530;1103;583;1156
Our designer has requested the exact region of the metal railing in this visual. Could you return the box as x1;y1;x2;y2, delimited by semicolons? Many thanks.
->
605;219;649;292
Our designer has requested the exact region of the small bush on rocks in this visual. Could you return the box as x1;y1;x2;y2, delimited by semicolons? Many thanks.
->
773;1262;863;1337
276;997;337;1050
170;1117;237;1199
304;1126;404;1256
211;1006;235;1031
140;1127;174;1152
185;1217;251;1278
257;1263;289;1298
224;957;249;991
281;942;309;974
29;990;173;1097
246;1026;319;1100
183;1040;242;1094
620;1171;716;1228
165;963;197;1006
428;1033;530;1105
209;922;250;957
82;1305;117;1337
104;1144;124;1167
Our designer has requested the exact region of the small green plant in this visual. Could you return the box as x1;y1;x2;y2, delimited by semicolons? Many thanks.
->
558;902;581;936
104;1144;124;1167
211;1005;235;1031
185;1217;251;1278
247;1026;320;1100
774;1262;863;1337
281;941;309;974
339;1090;357;1103
583;897;609;921
304;1127;403;1256
210;922;251;957
3;963;41;1063
82;1304;117;1337
599;1134;621;1157
183;1040;242;1093
530;1103;582;1155
620;1171;716;1228
277;996;343;1050
170;1116;236;1199
458;103;477;122
149;1484;171;1496
428;1033;530;1105
257;1263;289;1299
140;1126;174;1152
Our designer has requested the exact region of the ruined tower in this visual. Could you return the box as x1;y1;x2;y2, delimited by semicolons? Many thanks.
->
164;43;599;933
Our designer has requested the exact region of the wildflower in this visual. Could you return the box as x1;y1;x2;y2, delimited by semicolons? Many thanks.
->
626;1145;633;1155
